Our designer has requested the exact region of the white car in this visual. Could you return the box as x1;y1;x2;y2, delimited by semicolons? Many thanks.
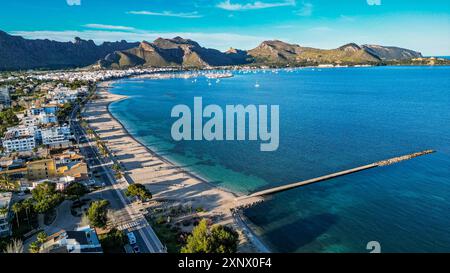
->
83;179;95;186
127;232;137;245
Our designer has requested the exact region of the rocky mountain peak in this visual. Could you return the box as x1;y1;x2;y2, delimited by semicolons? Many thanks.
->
338;43;361;52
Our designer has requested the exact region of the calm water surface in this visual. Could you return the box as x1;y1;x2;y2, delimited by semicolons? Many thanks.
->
109;66;450;252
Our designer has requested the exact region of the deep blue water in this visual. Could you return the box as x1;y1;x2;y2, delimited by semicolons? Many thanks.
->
109;66;450;253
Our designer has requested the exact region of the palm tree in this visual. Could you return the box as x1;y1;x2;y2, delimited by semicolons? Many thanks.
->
22;199;33;228
36;231;47;244
0;206;8;217
4;239;24;253
0;175;18;191
11;202;22;228
28;242;40;253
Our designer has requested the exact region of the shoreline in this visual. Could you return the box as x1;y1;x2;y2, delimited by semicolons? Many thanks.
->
107;95;244;199
88;80;271;253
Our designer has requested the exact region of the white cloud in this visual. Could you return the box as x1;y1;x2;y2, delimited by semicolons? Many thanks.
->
66;0;81;6
10;30;271;51
295;2;313;16
84;24;135;31
217;0;296;11
308;26;332;32
127;11;203;18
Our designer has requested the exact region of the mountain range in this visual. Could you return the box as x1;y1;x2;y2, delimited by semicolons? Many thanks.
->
0;30;427;70
0;30;138;70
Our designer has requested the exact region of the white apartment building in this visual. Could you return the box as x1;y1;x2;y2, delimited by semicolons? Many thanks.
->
47;86;87;104
22;113;57;126
2;131;36;153
0;192;12;237
28;105;58;116
38;112;57;124
5;125;41;141
41;126;72;146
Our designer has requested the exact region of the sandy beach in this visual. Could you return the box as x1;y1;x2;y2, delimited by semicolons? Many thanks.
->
84;81;269;253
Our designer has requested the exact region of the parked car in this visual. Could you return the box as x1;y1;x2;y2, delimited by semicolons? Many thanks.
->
82;179;95;187
133;245;140;253
127;232;137;245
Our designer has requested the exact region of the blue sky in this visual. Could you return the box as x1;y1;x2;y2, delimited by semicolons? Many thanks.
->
1;0;449;55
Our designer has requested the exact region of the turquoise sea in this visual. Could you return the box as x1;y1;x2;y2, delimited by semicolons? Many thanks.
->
109;66;450;253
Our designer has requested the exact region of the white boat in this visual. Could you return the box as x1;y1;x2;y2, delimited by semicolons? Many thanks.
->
255;82;260;88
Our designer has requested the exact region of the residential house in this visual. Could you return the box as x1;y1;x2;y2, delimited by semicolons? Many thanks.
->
27;104;58;117
31;176;75;191
53;150;84;165
57;162;88;181
22;112;57;127
40;226;103;253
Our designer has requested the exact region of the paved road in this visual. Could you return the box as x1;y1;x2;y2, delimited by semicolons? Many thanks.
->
70;92;166;253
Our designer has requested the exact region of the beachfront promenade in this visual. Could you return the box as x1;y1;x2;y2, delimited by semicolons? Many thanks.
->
74;85;166;253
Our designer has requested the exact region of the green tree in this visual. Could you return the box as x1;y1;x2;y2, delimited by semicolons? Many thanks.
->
0;176;19;191
56;102;73;122
115;172;123;180
0;206;8;217
36;231;47;244
4;239;24;253
181;219;239;253
31;182;63;213
99;228;127;253
22;199;33;228
0;108;19;137
209;224;239;253
11;202;22;228
181;219;210;253
125;184;152;201
87;200;110;228
112;163;121;172
28;241;40;253
64;182;88;201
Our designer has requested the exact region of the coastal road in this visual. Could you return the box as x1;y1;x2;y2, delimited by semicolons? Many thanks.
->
70;92;166;253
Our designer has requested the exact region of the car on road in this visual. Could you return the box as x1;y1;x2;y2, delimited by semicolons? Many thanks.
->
127;232;137;245
133;245;140;253
83;179;96;187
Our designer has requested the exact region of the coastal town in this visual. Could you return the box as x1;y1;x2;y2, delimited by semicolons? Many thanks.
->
0;68;263;254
